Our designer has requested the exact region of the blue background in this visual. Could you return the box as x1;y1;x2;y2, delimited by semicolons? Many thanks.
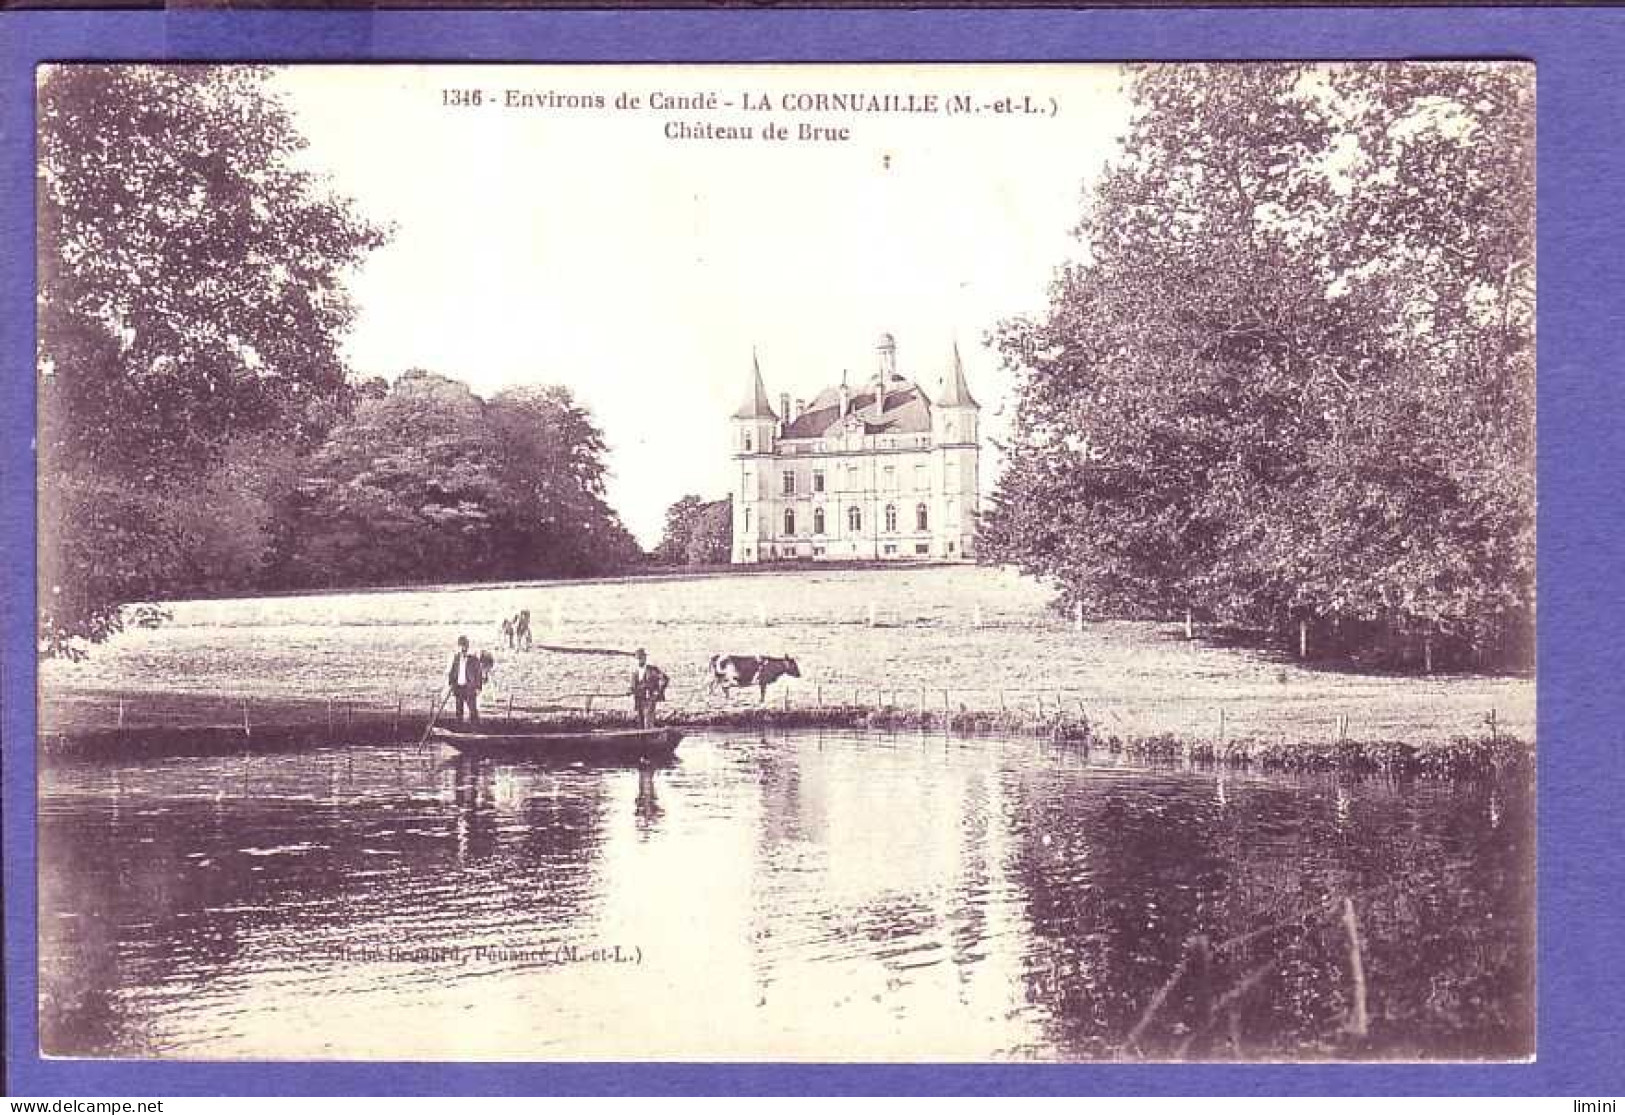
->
2;7;1619;1097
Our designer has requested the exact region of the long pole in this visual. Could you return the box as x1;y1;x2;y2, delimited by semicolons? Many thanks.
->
418;687;453;746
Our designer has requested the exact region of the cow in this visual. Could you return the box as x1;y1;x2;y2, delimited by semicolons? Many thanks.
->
709;654;801;702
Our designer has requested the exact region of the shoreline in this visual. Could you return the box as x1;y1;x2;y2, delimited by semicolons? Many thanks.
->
38;702;1533;778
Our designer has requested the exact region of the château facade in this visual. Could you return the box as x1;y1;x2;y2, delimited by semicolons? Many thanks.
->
730;333;980;563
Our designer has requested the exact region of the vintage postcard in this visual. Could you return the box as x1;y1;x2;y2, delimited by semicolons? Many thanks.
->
32;61;1534;1063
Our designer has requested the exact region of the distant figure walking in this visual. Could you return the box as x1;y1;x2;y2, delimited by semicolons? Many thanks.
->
500;616;515;650
447;635;486;724
629;648;668;728
515;609;533;651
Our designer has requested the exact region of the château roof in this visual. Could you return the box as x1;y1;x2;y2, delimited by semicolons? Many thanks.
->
733;352;778;420
781;375;932;439
936;342;980;409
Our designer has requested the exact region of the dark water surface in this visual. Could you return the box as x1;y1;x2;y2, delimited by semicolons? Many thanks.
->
38;730;1533;1060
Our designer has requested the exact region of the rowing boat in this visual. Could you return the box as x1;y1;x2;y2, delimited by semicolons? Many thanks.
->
431;723;682;764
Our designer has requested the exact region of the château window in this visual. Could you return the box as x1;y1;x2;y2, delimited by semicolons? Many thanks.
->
813;469;825;493
744;431;753;452
916;503;929;531
848;506;862;532
885;504;898;533
783;472;796;496
744;508;751;532
813;508;825;535
784;509;796;536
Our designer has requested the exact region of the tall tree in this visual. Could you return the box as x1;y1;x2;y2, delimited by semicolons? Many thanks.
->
654;495;706;565
654;495;732;566
984;63;1534;668
281;372;505;587
282;375;642;588
487;386;644;577
37;64;387;654
684;499;733;565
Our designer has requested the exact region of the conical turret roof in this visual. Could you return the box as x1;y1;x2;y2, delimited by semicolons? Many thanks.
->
936;342;980;408
733;350;778;420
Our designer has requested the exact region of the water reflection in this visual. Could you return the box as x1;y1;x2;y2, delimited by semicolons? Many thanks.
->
38;731;1533;1060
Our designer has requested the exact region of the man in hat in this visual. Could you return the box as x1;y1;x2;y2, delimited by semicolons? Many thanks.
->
447;635;485;724
629;648;666;728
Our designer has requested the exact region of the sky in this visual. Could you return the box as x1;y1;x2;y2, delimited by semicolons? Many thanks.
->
275;64;1135;546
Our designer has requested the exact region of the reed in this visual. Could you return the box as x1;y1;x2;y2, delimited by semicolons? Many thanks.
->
39;696;1531;778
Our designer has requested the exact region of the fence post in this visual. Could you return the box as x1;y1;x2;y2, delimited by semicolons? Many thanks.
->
117;698;125;729
1341;897;1370;1038
998;690;1006;712
816;685;823;709
1218;707;1227;748
242;699;251;739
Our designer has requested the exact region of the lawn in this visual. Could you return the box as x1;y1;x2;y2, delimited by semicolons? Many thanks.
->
39;564;1534;745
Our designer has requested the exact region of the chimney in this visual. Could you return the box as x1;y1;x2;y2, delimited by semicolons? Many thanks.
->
874;333;895;417
779;392;791;432
839;371;850;418
794;397;806;423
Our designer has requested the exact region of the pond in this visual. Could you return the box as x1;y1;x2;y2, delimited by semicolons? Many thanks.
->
37;729;1533;1061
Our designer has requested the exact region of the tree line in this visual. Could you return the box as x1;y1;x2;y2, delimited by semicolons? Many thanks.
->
652;495;733;566
37;65;639;657
981;64;1535;672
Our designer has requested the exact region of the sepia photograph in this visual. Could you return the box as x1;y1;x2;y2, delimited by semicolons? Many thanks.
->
33;61;1535;1063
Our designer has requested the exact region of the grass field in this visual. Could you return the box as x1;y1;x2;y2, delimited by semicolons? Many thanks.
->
39;564;1534;745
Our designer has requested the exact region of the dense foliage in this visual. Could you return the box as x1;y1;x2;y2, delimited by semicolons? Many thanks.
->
653;495;733;565
982;64;1534;670
280;375;642;587
38;66;642;655
37;65;388;654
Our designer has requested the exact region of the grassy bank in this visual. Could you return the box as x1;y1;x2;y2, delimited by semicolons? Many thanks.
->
39;694;1531;778
40;565;1536;748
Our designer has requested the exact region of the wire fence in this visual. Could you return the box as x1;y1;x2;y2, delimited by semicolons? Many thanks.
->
39;680;1522;745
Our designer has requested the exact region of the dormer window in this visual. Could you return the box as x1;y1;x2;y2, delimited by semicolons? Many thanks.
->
744;431;753;452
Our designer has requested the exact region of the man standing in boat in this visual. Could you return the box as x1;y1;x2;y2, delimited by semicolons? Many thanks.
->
629;648;665;728
448;635;486;724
